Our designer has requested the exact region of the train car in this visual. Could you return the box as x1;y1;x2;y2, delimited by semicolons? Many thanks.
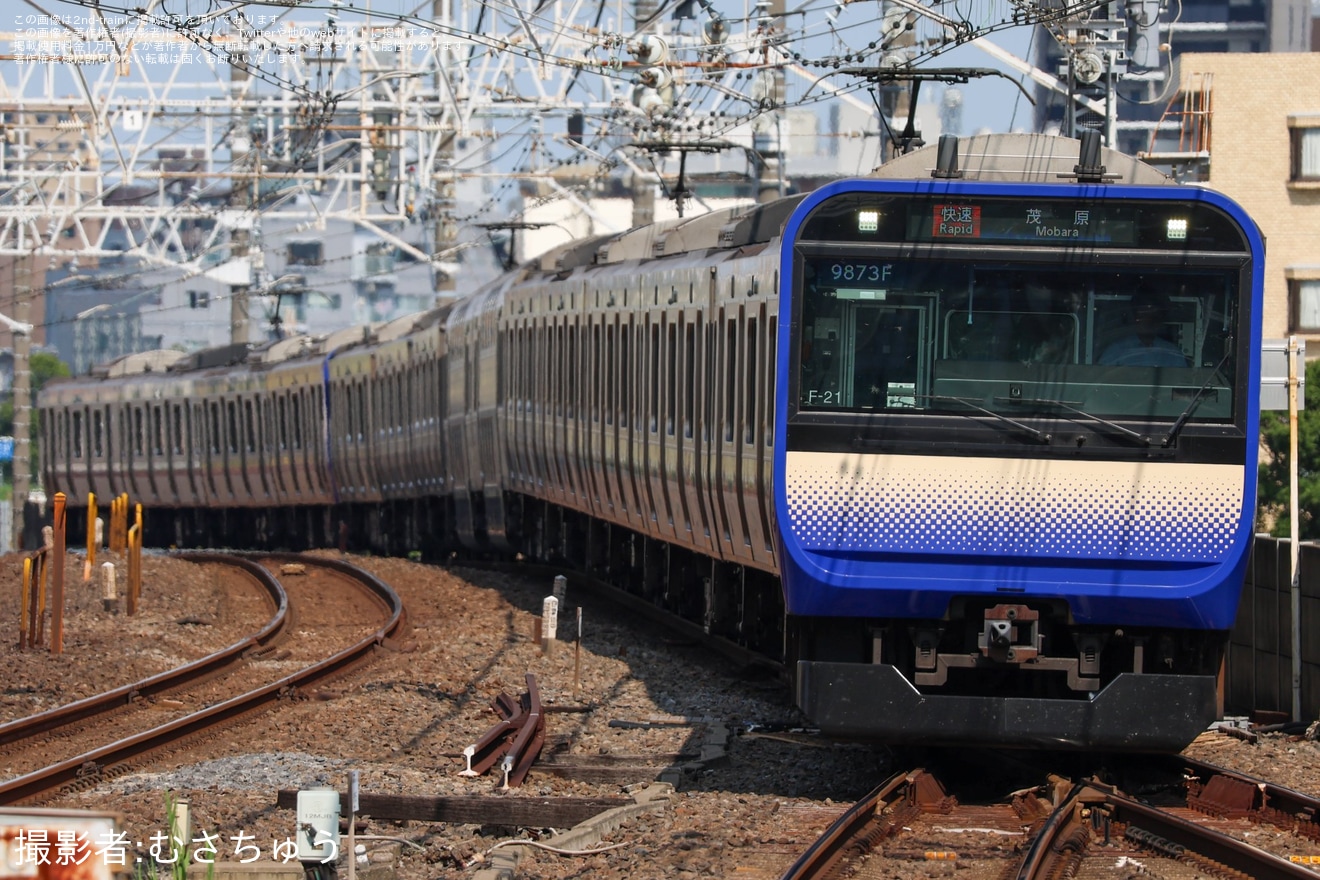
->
778;133;1264;749
37;132;1264;751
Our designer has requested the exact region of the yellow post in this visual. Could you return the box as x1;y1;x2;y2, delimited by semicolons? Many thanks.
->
126;523;139;615
133;521;142;609
120;493;130;553
135;503;142;546
109;495;119;554
34;551;47;647
20;557;30;649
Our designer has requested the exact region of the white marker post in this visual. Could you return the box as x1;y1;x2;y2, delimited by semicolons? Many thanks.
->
347;770;359;880
101;561;117;614
542;595;559;656
574;607;583;698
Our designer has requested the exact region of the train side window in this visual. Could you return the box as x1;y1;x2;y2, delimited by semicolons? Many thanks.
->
553;324;563;418
344;384;355;442
394;372;402;431
358;380;367;441
724;318;737;443
619;320;631;429
592;323;601;423
568;324;578;420
244;399;256;453
152;406;163;456
704;323;715;444
209;403;220;455
93;409;104;458
172;405;183;455
388;374;397;433
605;323;615;426
684;321;695;439
497;328;506;407
227;401;239;454
133;407;144;457
73;410;84;458
292;393;303;450
277;397;288;450
746;318;757;445
649;320;660;433
516;327;525;415
666;320;677;436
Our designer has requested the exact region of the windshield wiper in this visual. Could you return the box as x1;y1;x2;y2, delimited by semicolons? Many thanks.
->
1161;345;1233;448
915;395;1052;444
996;397;1150;447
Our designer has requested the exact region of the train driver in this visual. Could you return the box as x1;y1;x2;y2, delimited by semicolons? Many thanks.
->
1098;292;1190;367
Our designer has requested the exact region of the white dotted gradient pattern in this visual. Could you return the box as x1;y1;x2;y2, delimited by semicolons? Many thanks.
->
784;453;1244;562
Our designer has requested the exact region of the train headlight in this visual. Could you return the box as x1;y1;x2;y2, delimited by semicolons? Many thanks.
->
1166;218;1188;240
858;210;879;233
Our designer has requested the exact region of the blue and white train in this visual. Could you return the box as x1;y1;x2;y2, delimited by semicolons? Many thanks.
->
39;133;1264;750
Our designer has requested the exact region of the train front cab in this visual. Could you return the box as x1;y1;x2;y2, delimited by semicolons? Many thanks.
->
775;145;1265;751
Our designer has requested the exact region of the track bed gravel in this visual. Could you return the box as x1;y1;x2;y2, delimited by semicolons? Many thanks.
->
3;549;1319;879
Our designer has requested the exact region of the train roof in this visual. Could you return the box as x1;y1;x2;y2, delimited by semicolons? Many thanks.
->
872;132;1171;185
89;349;188;378
523;134;1171;274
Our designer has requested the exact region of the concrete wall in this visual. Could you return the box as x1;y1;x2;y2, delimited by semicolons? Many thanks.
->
1226;536;1320;719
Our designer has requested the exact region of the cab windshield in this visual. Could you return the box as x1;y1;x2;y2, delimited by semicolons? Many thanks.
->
797;260;1238;423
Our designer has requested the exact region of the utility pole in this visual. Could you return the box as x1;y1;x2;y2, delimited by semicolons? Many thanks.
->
1;293;34;551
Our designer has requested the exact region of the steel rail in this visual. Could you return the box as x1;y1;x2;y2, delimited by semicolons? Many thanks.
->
1014;777;1318;880
0;554;404;805
1179;754;1320;840
1011;782;1088;880
777;768;924;880
0;552;288;747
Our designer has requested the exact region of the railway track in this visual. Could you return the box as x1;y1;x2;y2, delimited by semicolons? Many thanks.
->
0;552;405;805
781;756;1320;880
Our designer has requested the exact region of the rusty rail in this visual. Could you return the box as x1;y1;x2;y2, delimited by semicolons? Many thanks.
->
1181;754;1320;841
778;768;950;880
463;674;545;788
1014;776;1317;880
0;553;287;747
0;553;404;805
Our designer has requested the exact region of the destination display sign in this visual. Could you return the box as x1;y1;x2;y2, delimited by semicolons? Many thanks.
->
922;203;1136;244
797;193;1250;253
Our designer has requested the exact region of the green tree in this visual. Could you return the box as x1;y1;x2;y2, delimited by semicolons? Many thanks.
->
0;352;72;483
1258;357;1320;539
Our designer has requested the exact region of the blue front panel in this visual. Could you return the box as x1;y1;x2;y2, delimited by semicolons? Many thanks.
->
774;179;1265;633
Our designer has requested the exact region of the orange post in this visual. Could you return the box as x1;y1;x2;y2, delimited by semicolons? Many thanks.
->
86;492;97;572
120;493;130;553
135;503;142;546
51;493;65;654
